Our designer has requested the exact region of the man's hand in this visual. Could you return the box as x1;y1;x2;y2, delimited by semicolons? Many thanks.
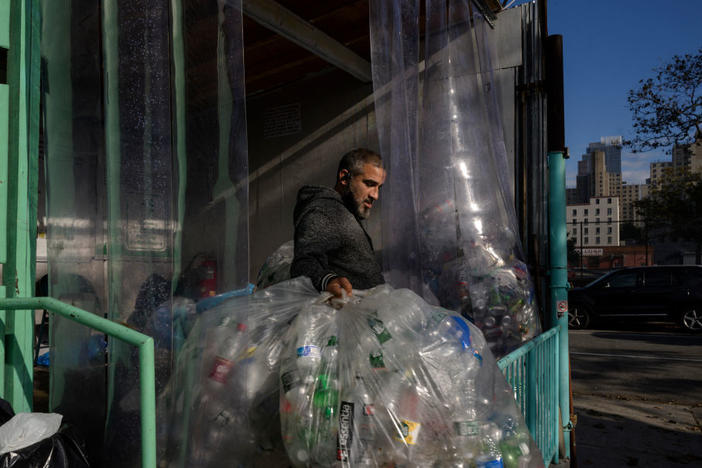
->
326;277;352;298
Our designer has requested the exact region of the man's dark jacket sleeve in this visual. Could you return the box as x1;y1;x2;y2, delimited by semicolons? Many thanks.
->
291;206;342;291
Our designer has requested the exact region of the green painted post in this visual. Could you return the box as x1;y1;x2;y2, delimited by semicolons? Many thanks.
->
0;0;9;48
3;0;40;413
548;150;569;461
0;0;11;397
546;34;571;463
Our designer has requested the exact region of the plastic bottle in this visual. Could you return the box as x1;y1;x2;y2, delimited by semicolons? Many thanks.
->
294;307;325;376
281;307;335;467
377;289;426;341
188;320;248;464
423;314;482;405
493;416;532;468
449;419;483;466
383;372;433;466
351;376;383;466
280;368;315;466
312;336;340;466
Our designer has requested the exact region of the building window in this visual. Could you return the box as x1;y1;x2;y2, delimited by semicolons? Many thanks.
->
608;227;612;234
608;198;612;203
608;217;612;222
584;219;588;224
572;219;577;224
596;199;600;204
584;237;589;244
607;236;612;244
607;208;612;215
584;209;589;215
596;237;601;244
596;218;600;223
572;229;577;236
584;228;589;234
572;209;576;216
596;227;600;234
596;208;600;215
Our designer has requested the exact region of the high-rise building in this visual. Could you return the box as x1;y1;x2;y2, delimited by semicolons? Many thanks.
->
586;136;622;175
691;131;702;174
653;132;702;184
575;158;591;203
589;150;622;198
619;183;649;226
649;161;673;188
566;188;579;205
671;130;702;176
672;142;692;170
574;137;623;203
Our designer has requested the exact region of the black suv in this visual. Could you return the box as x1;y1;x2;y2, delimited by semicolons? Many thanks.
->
567;265;702;332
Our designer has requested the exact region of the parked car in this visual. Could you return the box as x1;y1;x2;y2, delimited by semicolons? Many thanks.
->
567;265;702;332
568;268;609;288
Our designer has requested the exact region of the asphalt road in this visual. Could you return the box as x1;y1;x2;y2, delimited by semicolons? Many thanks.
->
569;325;702;467
570;325;702;403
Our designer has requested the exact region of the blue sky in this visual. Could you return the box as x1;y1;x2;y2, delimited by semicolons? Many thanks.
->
542;0;702;187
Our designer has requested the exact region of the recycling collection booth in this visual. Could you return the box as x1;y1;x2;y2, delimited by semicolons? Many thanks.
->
0;0;572;466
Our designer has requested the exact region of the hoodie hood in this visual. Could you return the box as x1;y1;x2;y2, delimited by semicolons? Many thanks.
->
293;185;345;226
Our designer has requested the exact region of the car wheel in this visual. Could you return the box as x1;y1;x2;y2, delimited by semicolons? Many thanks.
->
568;304;590;329
680;306;702;333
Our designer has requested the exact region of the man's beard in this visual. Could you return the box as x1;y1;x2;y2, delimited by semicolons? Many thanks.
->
342;190;372;219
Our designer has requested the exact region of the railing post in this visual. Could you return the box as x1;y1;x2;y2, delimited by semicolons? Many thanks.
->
0;297;156;468
546;33;571;463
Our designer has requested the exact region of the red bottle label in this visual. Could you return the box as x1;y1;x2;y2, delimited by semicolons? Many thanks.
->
208;356;234;383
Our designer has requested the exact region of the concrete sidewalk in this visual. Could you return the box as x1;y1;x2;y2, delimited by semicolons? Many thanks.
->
572;392;702;467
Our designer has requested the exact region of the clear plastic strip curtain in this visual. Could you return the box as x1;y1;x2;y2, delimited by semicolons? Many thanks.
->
41;0;249;465
370;0;541;358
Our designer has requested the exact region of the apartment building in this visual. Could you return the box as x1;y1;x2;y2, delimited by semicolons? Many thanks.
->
567;196;621;247
619;183;649;226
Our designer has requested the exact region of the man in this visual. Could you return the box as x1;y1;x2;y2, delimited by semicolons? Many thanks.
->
291;148;386;297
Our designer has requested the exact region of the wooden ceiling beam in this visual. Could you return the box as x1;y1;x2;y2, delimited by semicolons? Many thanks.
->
242;0;372;82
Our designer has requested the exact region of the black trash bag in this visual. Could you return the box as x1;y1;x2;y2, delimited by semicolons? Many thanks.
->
0;425;90;468
0;401;13;427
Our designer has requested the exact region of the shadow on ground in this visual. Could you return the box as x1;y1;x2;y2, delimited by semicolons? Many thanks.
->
574;406;702;467
571;352;701;403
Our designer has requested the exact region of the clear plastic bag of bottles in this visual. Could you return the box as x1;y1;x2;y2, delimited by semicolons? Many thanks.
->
419;198;541;359
256;240;294;289
160;277;321;467
280;284;544;468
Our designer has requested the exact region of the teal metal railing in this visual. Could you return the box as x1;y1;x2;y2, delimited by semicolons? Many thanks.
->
498;325;560;466
0;297;156;468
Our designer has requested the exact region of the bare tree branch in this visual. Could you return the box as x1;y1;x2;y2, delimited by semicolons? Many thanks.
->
626;48;702;153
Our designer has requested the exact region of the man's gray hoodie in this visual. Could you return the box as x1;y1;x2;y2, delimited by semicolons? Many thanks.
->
291;185;384;292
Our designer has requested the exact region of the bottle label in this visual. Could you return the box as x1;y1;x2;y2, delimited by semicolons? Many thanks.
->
367;318;392;344
476;455;504;468
512;262;528;280
337;401;355;462
281;369;300;393
454;421;479;436
296;345;321;359
369;350;386;369
394;419;421;445
208;356;234;383
427;309;448;328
